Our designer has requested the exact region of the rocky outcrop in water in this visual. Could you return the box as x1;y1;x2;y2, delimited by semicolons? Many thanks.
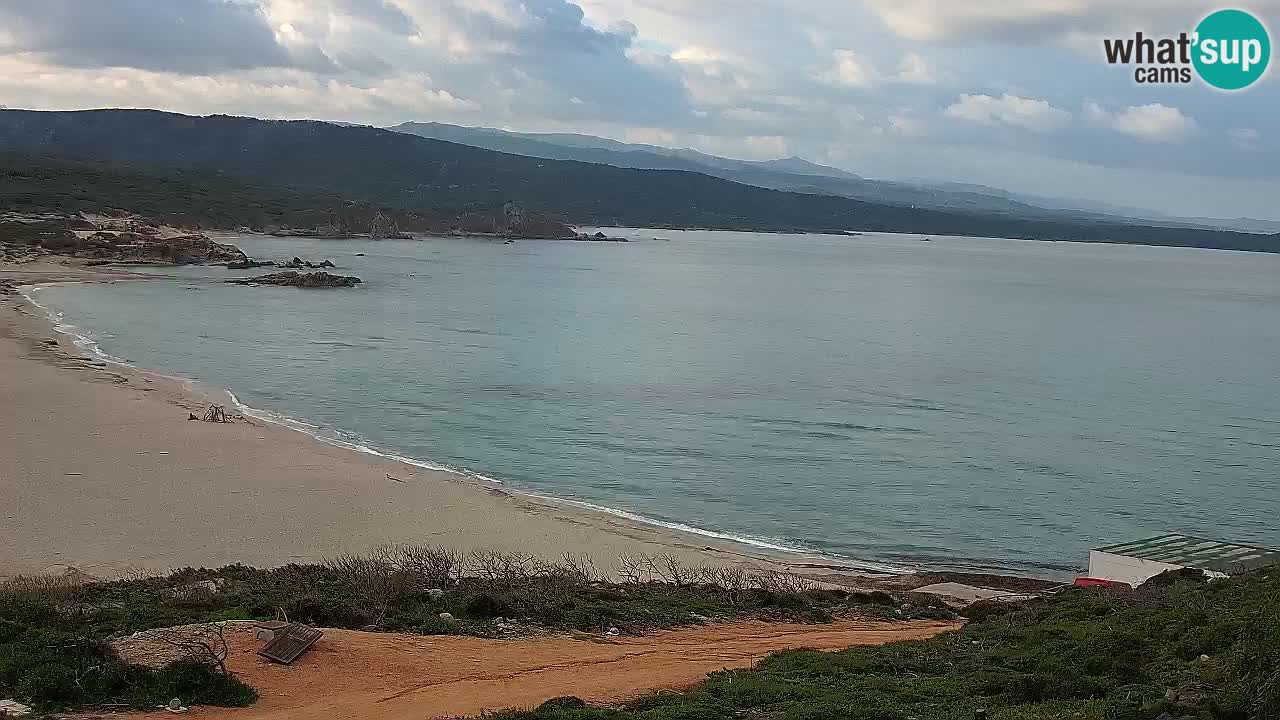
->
226;258;274;270
227;271;362;288
227;257;337;270
575;231;629;242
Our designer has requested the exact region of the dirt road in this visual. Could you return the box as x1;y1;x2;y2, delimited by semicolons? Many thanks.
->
119;619;957;719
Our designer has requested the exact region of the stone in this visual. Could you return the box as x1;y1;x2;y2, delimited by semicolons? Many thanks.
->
438;612;454;620
168;698;183;711
0;699;33;717
166;579;219;600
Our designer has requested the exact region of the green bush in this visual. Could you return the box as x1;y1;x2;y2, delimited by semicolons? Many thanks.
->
488;568;1280;720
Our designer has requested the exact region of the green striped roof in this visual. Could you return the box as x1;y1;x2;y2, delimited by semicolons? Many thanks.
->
1095;533;1280;574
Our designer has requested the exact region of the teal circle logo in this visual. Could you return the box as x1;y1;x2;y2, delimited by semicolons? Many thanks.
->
1193;9;1270;90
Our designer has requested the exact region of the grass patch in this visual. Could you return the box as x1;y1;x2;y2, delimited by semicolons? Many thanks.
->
0;617;254;712
485;567;1280;720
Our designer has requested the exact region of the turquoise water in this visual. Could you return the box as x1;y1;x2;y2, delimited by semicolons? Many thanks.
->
29;230;1280;576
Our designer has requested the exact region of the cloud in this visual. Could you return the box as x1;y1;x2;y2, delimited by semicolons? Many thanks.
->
945;93;1070;132
821;49;876;88
1085;102;1196;143
862;0;1280;43
0;55;476;119
894;52;934;84
887;113;926;136
393;0;691;124
1229;127;1260;150
0;0;328;74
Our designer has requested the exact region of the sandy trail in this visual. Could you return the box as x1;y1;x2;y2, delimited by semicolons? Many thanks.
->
118;619;957;720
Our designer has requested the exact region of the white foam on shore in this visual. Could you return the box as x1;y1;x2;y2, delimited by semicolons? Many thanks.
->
225;389;911;572
18;282;911;575
21;283;130;365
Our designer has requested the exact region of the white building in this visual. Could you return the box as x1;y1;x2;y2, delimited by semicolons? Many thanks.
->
1087;533;1279;587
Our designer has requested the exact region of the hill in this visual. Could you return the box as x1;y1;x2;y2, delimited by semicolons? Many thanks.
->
1;109;1276;252
388;120;1052;214
0;153;575;238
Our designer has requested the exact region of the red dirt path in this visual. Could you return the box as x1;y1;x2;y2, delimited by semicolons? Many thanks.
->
113;618;958;719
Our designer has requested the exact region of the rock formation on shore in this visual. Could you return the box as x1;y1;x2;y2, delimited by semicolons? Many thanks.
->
1;211;244;265
226;271;362;288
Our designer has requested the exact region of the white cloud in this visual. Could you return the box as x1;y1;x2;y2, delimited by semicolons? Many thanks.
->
862;0;1280;43
822;49;876;89
0;55;477;120
1085;102;1196;143
945;93;1070;132
888;113;926;136
894;52;934;84
1229;127;1260;150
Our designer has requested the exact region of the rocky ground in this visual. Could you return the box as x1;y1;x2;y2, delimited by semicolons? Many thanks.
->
1;211;244;265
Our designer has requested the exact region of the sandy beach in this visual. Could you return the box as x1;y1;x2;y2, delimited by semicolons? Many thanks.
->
0;260;824;580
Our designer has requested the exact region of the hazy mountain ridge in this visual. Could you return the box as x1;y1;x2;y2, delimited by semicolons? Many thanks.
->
392;121;1273;233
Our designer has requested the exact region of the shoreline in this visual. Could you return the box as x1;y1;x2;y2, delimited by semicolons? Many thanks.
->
1;259;896;583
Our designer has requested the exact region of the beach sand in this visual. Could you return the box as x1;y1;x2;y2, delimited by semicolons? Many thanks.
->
0;261;830;580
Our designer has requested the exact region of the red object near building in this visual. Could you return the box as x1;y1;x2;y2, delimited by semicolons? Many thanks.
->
1073;577;1133;590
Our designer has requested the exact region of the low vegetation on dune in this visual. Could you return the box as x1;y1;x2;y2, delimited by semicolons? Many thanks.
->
5;548;1275;719
0;547;948;713
496;568;1280;720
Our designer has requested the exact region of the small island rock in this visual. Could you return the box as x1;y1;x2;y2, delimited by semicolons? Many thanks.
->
227;271;362;288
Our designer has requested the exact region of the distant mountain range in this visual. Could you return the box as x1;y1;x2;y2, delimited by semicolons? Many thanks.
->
0;108;1274;253
389;121;1053;216
389;121;1277;234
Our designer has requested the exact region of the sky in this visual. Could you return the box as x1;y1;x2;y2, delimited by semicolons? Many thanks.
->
0;0;1277;219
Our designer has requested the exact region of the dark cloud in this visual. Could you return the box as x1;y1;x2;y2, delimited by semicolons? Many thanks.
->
0;0;326;74
444;0;690;124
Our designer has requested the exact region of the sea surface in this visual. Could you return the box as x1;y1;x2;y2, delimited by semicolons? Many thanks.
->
28;230;1280;577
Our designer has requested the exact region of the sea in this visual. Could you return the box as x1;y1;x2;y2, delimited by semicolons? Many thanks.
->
24;229;1280;578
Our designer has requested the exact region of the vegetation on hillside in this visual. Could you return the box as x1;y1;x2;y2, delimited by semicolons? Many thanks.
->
0;547;947;713
496;568;1280;720
0;152;574;237
1;109;1276;252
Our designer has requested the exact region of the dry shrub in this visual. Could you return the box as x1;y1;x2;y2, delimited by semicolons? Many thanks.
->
324;552;415;627
378;544;463;588
156;623;231;675
465;549;536;585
